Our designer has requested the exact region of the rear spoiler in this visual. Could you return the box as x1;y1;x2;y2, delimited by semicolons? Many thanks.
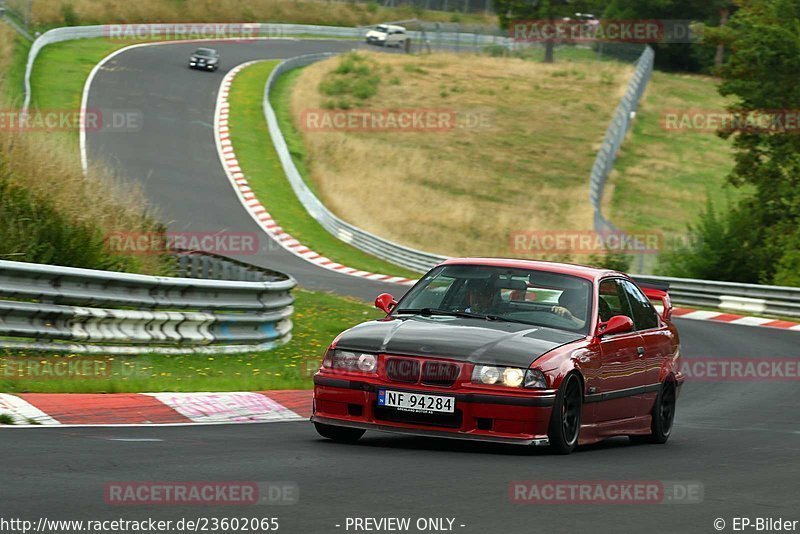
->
632;278;673;321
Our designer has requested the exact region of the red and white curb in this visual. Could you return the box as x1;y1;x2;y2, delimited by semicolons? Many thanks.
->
671;308;800;331
0;390;312;427
214;61;417;287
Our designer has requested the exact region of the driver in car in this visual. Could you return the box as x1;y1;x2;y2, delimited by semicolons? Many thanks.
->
463;279;497;314
551;288;588;328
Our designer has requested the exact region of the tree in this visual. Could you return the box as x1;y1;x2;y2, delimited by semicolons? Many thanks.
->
602;0;736;71
496;0;607;62
664;0;800;285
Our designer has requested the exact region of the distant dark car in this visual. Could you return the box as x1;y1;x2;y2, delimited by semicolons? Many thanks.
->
188;48;219;71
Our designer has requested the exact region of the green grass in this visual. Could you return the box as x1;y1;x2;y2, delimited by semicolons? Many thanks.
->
609;71;746;236
29;38;128;111
229;60;420;279
0;289;381;393
3;34;31;105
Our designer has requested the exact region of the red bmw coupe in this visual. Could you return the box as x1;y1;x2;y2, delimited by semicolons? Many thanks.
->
312;258;684;454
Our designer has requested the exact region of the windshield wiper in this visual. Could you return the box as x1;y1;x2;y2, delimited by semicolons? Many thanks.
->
394;308;486;319
483;314;539;326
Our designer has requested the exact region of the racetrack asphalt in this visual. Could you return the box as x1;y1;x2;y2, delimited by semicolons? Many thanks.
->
3;319;799;532
3;39;797;534
85;39;407;302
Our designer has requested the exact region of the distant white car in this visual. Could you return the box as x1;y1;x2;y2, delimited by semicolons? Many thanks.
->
365;24;408;47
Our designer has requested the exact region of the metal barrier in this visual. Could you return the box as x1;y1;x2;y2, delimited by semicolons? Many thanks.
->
0;253;296;354
262;53;448;273
635;275;800;319
22;23;509;112
589;46;654;236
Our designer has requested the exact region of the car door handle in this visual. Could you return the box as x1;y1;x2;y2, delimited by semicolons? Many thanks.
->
637;346;645;356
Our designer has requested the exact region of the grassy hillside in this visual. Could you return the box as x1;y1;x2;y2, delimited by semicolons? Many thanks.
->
7;0;495;31
290;51;633;258
283;51;737;259
0;25;169;273
608;71;746;236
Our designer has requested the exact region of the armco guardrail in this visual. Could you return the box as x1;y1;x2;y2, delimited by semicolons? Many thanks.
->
589;45;654;235
635;275;800;319
0;253;296;354
22;23;509;112
262;53;449;273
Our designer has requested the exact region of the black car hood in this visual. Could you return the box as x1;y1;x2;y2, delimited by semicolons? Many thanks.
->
335;316;584;368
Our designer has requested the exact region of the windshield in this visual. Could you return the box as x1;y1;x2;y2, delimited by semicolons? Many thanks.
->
374;25;389;33
395;264;593;334
194;49;215;57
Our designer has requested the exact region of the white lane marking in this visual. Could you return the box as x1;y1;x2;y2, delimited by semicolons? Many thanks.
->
146;391;303;423
680;310;725;321
105;438;164;442
0;394;60;425
729;316;772;326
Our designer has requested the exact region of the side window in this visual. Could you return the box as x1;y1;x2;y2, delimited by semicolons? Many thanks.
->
621;280;660;330
597;279;633;322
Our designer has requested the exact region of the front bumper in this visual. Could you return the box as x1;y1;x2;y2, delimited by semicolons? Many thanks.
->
312;374;555;446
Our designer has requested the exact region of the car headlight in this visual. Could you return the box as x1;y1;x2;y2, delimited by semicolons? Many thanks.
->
322;349;377;373
472;365;547;388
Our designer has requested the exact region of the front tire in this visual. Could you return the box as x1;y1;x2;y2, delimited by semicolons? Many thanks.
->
314;422;365;443
548;374;582;454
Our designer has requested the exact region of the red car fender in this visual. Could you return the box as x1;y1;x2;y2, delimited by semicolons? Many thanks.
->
533;340;593;392
657;324;683;385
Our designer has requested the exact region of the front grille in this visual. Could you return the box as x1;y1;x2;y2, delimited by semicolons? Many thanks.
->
385;358;420;383
374;406;463;428
421;361;460;387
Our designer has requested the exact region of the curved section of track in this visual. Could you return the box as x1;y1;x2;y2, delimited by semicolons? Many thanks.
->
4;39;797;534
85;39;405;301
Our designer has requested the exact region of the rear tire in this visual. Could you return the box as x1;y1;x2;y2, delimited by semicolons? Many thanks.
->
548;374;582;454
314;422;365;443
630;382;676;444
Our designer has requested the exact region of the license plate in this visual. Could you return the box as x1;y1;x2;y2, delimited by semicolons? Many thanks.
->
377;389;454;413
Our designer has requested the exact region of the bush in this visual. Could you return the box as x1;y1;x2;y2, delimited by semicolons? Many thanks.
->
60;3;79;26
587;251;633;272
319;53;380;103
655;198;767;283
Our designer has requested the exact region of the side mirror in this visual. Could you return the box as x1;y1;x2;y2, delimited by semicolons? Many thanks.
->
598;315;634;337
375;293;397;314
